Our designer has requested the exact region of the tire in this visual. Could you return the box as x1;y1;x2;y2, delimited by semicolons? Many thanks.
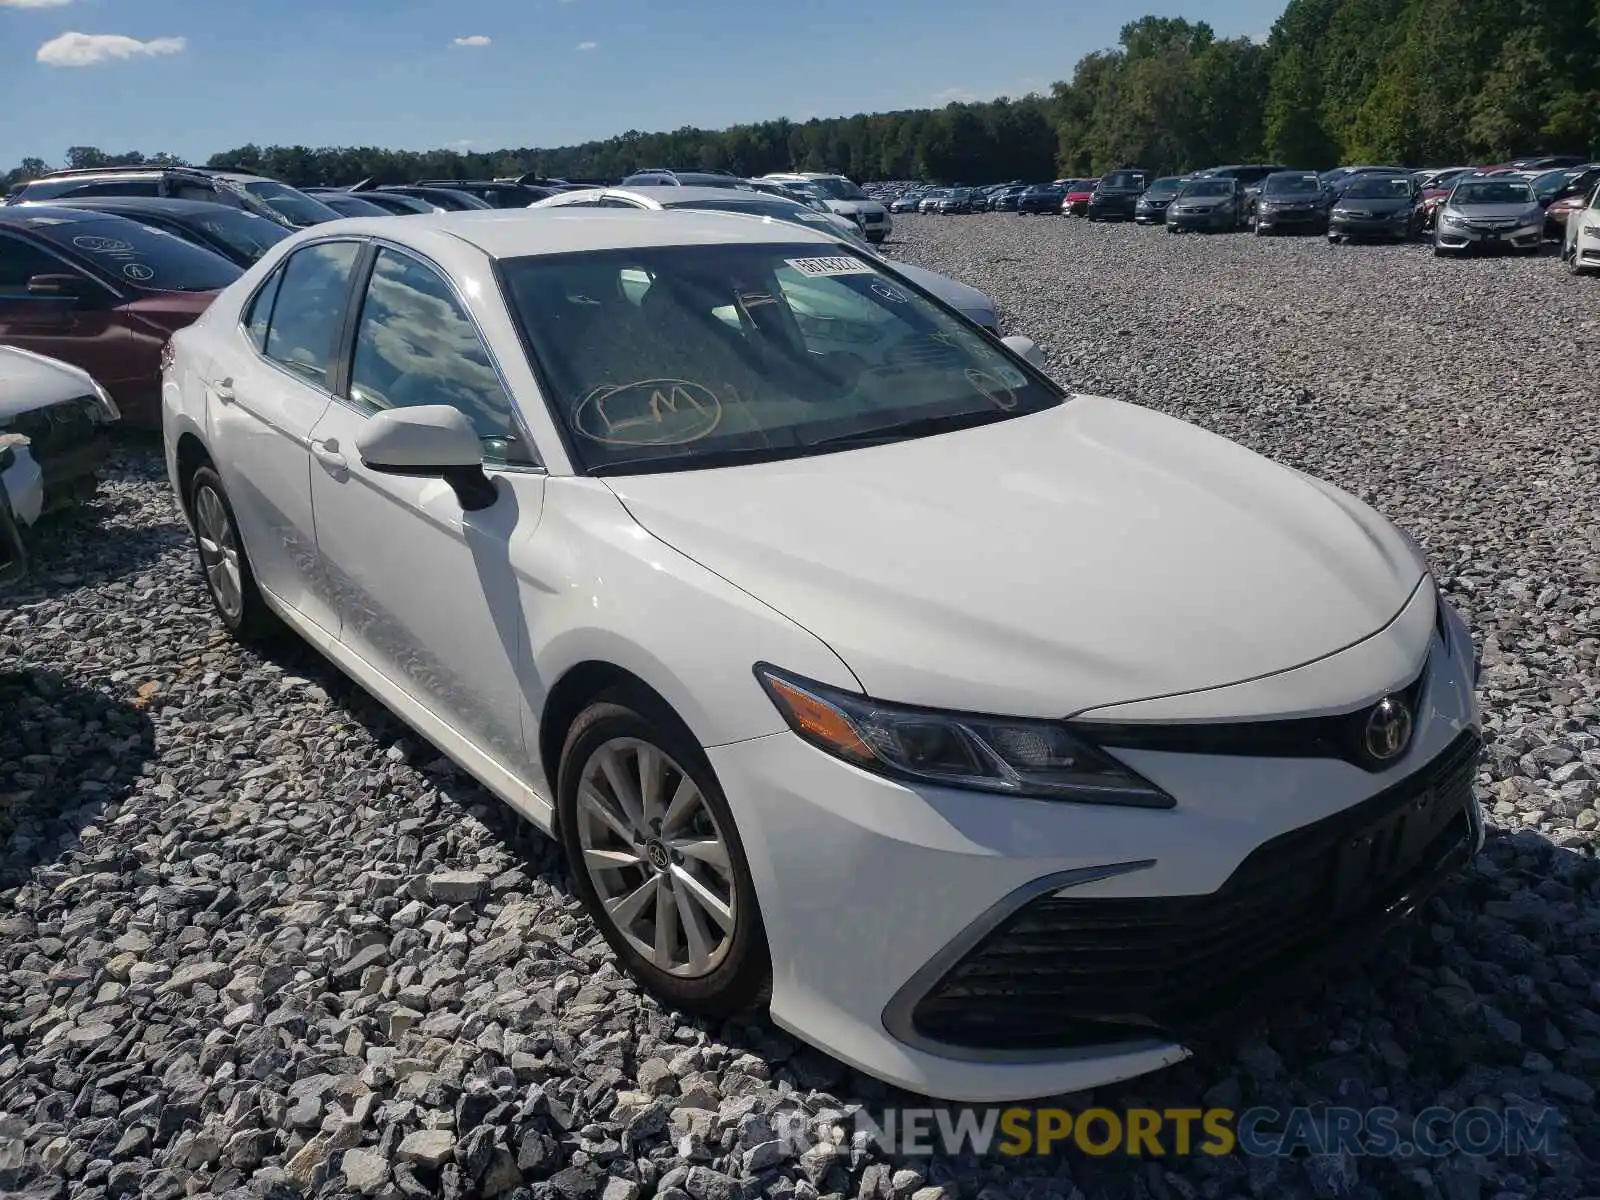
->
557;694;770;1018
1328;234;1342;244
1255;222;1269;237
187;465;278;642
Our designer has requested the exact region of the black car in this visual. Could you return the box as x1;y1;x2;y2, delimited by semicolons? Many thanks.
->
1087;169;1149;221
1253;171;1331;236
1195;163;1289;220
415;179;556;207
305;188;435;215
990;184;1028;212
1328;175;1421;242
20;197;294;267
1166;177;1247;232
314;193;399;218
370;185;492;211
1016;184;1065;214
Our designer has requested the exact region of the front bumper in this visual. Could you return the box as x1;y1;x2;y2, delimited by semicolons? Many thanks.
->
1064;199;1090;215
1434;221;1541;251
1134;202;1171;223
1167;208;1233;230
1330;213;1414;239
709;593;1481;1101
1088;198;1137;220
1257;206;1328;232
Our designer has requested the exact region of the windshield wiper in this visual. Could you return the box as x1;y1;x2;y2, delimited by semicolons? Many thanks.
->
589;443;810;477
805;407;1020;450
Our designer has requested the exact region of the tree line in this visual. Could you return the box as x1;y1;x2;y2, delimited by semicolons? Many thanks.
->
6;1;1597;191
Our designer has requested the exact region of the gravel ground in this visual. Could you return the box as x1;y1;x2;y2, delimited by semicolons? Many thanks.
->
3;214;1600;1200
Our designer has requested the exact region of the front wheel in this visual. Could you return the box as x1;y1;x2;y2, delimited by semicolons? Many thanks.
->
188;466;277;641
557;696;770;1017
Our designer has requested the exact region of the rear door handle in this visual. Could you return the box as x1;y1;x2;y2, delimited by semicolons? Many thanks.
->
310;437;347;470
212;377;234;403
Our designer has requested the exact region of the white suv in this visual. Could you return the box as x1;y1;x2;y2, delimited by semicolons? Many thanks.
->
761;172;893;242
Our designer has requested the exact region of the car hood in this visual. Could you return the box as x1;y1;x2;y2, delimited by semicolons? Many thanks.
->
1094;188;1142;198
889;261;995;323
604;396;1424;718
1449;202;1540;220
0;346;105;415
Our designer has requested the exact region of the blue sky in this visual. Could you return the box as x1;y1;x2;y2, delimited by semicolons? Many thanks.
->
0;0;1285;169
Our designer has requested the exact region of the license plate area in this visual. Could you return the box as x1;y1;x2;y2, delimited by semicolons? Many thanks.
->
1330;785;1459;915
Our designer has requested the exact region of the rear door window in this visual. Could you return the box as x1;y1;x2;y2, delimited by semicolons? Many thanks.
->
260;241;362;386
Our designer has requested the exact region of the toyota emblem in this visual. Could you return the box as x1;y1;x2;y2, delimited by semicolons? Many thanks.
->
1363;696;1413;762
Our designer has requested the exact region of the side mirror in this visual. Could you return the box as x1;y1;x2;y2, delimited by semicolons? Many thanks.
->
27;273;89;300
1002;334;1047;368
354;404;498;511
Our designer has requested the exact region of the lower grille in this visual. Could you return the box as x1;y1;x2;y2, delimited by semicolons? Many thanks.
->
906;731;1481;1052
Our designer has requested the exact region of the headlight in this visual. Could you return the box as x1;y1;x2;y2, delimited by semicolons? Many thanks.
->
754;664;1174;807
1440;212;1466;228
1584;223;1600;238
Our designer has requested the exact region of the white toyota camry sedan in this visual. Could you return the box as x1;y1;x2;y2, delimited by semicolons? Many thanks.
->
161;209;1483;1102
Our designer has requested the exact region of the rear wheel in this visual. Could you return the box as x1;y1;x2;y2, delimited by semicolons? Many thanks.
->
188;466;277;641
557;696;770;1017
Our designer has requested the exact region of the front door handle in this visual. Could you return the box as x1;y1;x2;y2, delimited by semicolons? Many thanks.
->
310;437;347;470
212;377;234;403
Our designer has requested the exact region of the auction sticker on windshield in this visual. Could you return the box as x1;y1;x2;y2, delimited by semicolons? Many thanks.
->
786;256;875;277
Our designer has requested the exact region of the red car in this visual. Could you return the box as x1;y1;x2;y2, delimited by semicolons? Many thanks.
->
0;206;239;428
1064;179;1100;216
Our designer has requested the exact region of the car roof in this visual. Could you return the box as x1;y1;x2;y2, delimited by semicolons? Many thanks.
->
23;197;259;218
0;204;141;229
307;208;840;259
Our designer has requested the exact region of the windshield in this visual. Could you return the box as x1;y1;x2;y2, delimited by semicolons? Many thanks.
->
806;177;867;200
1344;177;1412;199
1264;174;1321;195
1029;185;1063;195
239;180;340;226
1531;169;1576;196
1101;171;1146;190
184;208;293;262
1179;180;1232;198
1451;180;1534;205
318;195;392;218
501;242;1060;474
1144;178;1183;195
34;215;242;292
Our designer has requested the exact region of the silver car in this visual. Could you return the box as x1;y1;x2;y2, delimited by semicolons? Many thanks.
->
1433;177;1543;256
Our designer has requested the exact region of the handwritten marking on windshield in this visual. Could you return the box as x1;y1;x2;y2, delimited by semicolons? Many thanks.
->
573;378;724;446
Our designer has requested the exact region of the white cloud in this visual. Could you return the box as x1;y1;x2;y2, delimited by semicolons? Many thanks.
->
576;40;597;50
453;34;491;46
2;0;72;8
932;86;978;104
36;32;186;67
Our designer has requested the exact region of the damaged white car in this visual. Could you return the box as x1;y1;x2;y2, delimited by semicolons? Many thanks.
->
0;346;120;580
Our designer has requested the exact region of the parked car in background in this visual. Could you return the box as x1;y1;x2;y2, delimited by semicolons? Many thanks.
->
29;198;293;268
312;193;401;219
1062;180;1098;216
527;186;1000;329
1559;183;1600;275
416;179;556;207
1433;177;1543;256
1253;172;1331;236
307;188;437;216
1166;177;1247;232
1017;184;1066;215
620;170;750;190
0;206;239;427
362;185;493;211
1507;154;1587;170
1195;164;1288;221
0;345;118;520
890;193;923;213
1133;177;1185;224
918;189;950;214
1328;175;1420;243
760;173;892;242
936;188;975;214
5;166;341;230
1537;165;1600;237
1087;169;1149;221
991;184;1030;212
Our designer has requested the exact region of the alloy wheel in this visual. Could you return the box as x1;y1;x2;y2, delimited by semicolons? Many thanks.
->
195;484;244;623
575;737;736;978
